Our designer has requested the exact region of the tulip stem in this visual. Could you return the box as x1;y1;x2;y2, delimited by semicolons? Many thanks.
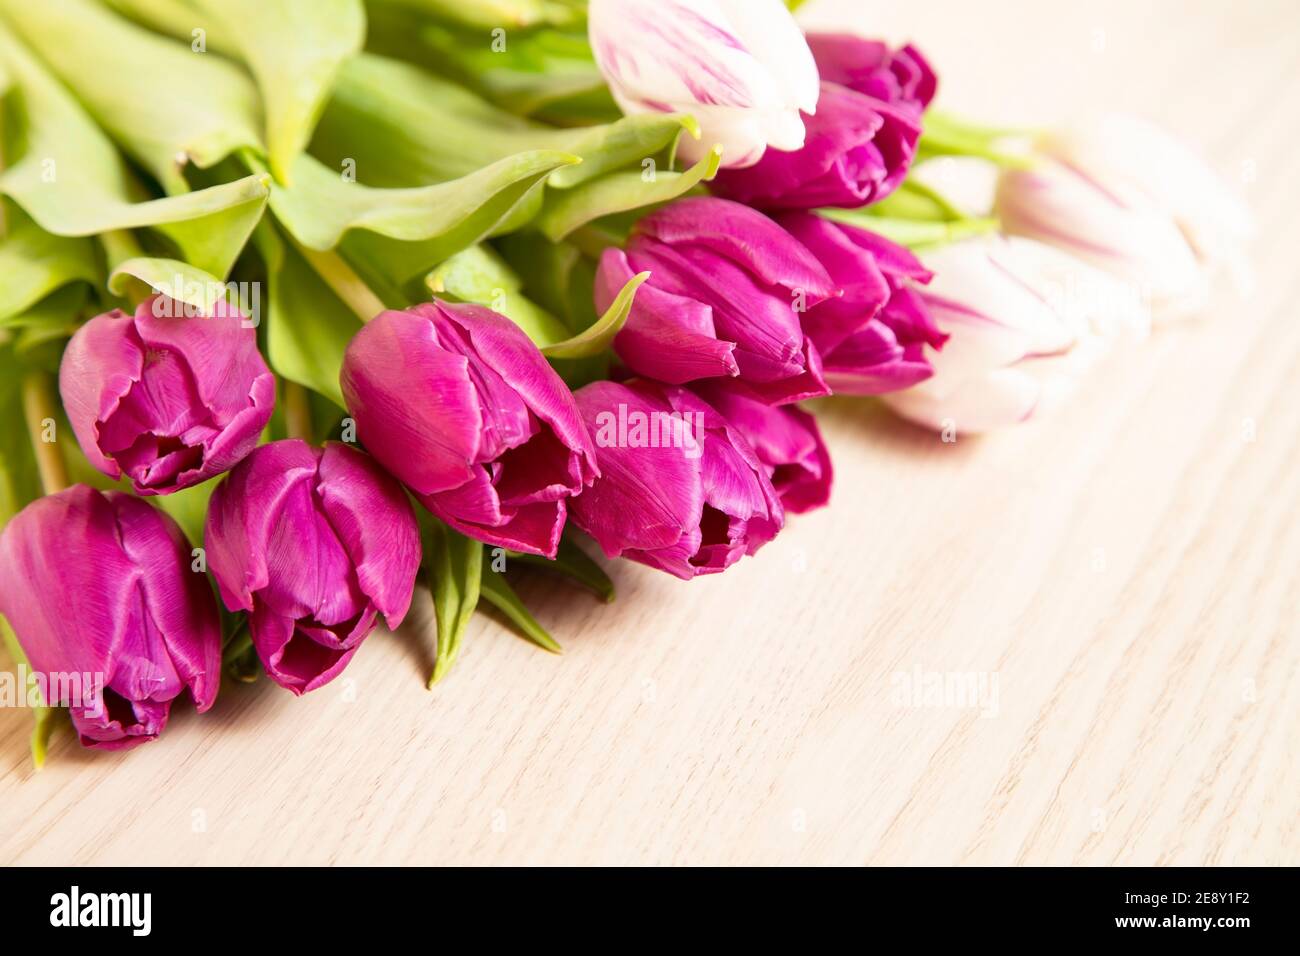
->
286;233;387;323
21;371;69;495
282;380;313;442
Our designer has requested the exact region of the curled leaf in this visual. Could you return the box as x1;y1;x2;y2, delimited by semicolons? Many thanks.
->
535;144;723;240
541;270;647;358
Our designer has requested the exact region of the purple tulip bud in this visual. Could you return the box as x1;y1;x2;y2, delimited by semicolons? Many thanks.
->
340;302;599;558
59;294;276;496
598;197;837;406
691;384;832;515
777;212;947;395
804;34;937;113
204;440;420;695
709;81;922;211
569;379;783;580
0;485;221;750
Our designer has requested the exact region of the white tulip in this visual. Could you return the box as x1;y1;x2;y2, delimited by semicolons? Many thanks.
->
587;0;820;168
995;114;1252;322
883;236;1150;434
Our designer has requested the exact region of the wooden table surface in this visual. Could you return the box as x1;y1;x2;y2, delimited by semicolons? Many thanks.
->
2;0;1297;866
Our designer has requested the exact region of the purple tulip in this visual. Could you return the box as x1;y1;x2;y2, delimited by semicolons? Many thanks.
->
569;379;783;580
59;294;275;496
710;82;921;211
204;440;420;695
804;34;936;113
691;384;832;515
777;212;947;395
597;197;837;405
709;36;935;212
340;302;599;558
0;485;221;750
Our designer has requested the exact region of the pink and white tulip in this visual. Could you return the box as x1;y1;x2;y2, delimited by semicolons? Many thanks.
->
995;114;1252;322
882;236;1150;433
587;0;820;168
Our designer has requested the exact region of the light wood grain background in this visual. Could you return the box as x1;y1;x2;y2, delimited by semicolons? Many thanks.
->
2;0;1297;866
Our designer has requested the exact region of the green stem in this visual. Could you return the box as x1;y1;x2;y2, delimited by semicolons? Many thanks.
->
285;232;386;323
21;370;68;494
282;379;313;442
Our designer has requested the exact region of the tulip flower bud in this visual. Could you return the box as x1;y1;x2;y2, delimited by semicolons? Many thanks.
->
804;34;937;111
204;440;420;695
341;302;598;558
711;82;922;211
597;197;837;405
777;212;947;394
710;36;934;210
0;485;222;750
59;294;275;496
588;0;820;168
692;383;832;515
995;115;1252;322
569;379;783;579
882;236;1150;433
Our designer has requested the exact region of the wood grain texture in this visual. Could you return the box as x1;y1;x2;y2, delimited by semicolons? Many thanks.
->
1;0;1297;866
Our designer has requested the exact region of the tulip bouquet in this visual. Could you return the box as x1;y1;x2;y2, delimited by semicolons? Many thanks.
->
0;0;1249;762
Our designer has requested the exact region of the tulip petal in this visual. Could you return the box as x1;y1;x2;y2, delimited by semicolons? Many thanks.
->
341;308;482;495
435;302;598;481
570;381;704;557
635;197;838;299
600;248;740;383
69;694;171;751
316;442;421;627
58;311;141;480
0;486;134;685
249;603;358;696
205;439;319;612
108;491;221;712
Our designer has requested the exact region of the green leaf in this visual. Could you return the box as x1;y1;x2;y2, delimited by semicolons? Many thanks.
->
867;177;968;223
0;23;270;278
541;270;646;359
817;208;1001;251
425;244;572;346
0;0;264;194
0;346;42;525
107;257;228;314
495;231;598;330
3;284;88;366
153;480;215;547
262;148;578;252
367;15;616;123
0;203;99;321
189;0;365;184
510;534;614;603
535;144;723;241
253;222;362;409
479;562;562;654
0;614;57;769
918;111;1035;169
368;0;583;30
314;54;691;189
425;521;484;686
